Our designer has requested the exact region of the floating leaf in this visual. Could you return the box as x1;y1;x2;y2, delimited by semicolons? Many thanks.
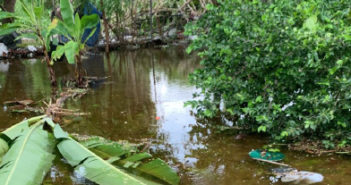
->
249;149;285;161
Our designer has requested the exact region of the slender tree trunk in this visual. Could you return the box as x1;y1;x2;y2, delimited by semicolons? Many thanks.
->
2;0;16;23
100;0;110;54
149;0;153;40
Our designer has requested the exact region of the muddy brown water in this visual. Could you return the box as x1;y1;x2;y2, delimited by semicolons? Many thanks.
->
0;47;350;185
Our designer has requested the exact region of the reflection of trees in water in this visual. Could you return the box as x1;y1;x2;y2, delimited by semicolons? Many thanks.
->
0;59;72;130
183;118;271;185
82;54;106;77
136;47;200;82
70;48;199;141
66;50;157;142
1;60;26;100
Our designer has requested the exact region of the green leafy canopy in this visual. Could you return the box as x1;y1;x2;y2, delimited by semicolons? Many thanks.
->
51;0;99;64
185;0;351;147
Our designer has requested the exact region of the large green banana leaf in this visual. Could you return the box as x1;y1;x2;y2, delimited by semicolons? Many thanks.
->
54;124;162;185
2;115;46;140
79;137;180;185
0;118;56;185
0;115;46;163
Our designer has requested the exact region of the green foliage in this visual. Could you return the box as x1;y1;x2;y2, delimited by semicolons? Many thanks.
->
52;0;99;64
185;0;351;146
79;136;180;185
0;116;179;185
54;125;163;185
0;116;55;185
0;0;55;51
0;0;58;86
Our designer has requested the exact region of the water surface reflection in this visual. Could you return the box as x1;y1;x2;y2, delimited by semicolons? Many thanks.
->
0;47;351;185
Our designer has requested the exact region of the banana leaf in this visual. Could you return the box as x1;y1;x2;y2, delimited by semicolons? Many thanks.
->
54;124;162;185
79;136;180;185
2;115;46;140
0;118;56;185
0;138;9;163
59;0;74;33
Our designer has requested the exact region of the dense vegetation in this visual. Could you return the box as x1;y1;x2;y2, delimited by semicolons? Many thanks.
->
185;0;351;148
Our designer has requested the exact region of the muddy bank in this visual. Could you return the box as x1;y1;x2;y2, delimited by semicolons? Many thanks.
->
0;33;191;59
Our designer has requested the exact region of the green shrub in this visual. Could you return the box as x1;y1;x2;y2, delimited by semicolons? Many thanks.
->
185;0;351;146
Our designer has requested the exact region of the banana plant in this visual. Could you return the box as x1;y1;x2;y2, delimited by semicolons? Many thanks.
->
0;0;58;86
0;116;180;185
51;0;100;86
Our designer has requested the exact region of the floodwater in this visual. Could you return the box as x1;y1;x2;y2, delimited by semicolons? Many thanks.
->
0;47;351;185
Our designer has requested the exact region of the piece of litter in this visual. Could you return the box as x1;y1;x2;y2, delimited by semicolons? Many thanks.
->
27;45;37;52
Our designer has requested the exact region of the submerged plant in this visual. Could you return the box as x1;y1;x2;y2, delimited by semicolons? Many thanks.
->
0;0;58;86
51;0;100;86
0;116;180;185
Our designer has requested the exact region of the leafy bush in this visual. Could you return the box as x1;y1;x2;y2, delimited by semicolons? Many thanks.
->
185;0;351;146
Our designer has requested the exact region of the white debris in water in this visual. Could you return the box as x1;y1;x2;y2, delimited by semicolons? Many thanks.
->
27;45;37;52
269;176;279;183
0;43;8;57
74;166;87;178
280;170;324;184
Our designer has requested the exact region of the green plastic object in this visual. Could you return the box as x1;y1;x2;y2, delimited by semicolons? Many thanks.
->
249;149;285;161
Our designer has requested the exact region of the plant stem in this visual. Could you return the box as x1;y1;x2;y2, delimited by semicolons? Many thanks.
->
75;54;84;87
44;49;57;87
38;31;57;87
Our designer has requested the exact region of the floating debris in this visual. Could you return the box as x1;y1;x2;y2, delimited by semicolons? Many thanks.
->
0;43;8;57
3;99;42;114
4;99;34;106
272;167;324;184
27;45;37;52
249;149;285;161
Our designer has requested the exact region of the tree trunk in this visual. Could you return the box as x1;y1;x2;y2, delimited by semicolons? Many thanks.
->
2;0;16;23
100;0;110;54
149;0;153;40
